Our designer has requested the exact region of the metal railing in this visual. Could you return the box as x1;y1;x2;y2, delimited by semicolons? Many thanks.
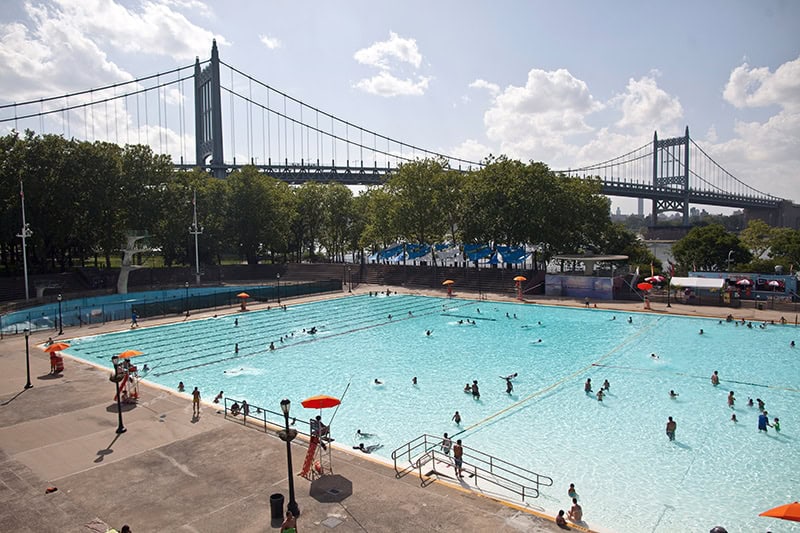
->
391;433;553;501
222;397;313;437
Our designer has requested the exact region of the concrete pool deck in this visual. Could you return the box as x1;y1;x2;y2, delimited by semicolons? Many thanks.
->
0;286;791;533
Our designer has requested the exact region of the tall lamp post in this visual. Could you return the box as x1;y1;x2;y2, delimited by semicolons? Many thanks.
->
347;267;351;293
57;294;63;335
276;273;281;304
726;250;734;273
17;180;32;301
24;329;32;390
110;355;126;434
184;281;190;317
188;189;204;286
279;399;300;517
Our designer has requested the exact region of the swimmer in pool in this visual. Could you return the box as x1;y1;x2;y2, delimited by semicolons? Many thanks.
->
356;429;377;438
464;383;471;393
374;378;383;385
669;390;679;399
731;413;738;423
602;379;610;391
353;443;383;453
584;378;592;393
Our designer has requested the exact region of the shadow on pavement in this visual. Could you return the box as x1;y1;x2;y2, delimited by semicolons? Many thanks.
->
309;474;353;503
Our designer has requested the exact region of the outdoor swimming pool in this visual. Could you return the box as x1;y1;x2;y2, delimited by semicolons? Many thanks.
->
63;294;800;533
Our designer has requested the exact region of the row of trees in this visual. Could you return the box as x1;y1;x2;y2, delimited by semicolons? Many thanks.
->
670;219;800;276
0;130;690;276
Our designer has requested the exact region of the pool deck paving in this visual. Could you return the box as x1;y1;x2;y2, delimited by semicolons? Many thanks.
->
0;286;791;533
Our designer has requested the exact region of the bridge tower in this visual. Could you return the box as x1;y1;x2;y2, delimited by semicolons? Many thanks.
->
194;40;225;178
651;126;690;226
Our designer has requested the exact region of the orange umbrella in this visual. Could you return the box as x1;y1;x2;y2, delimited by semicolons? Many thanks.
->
759;501;800;522
442;279;455;285
637;282;653;291
117;349;144;359
301;395;341;409
237;292;250;298
513;276;527;282
44;342;70;352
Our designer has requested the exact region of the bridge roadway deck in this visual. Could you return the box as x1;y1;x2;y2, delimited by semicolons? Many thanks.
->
0;289;575;533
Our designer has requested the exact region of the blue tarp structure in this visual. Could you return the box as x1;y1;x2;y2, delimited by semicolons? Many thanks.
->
497;246;528;264
406;244;431;260
377;243;404;261
464;244;492;262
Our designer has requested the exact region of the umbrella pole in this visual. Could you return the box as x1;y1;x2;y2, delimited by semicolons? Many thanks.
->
327;379;352;427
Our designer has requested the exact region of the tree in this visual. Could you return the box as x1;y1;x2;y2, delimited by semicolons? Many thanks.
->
671;224;751;271
292;182;326;262
739;219;773;260
769;227;800;269
596;223;658;271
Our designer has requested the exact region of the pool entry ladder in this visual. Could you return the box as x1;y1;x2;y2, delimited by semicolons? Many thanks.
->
391;434;553;501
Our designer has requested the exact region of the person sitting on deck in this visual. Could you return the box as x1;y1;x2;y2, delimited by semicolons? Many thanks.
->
230;401;241;416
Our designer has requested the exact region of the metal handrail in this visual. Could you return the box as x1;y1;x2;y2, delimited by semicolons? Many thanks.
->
391;433;553;501
222;397;312;437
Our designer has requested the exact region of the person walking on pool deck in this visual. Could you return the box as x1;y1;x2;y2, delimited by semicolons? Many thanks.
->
280;510;297;533
666;416;676;441
453;439;464;478
192;387;201;417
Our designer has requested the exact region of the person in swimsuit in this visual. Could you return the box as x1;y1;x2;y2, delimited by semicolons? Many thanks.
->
453;439;464;478
441;433;452;455
666;416;677;441
280;510;297;533
452;411;461;425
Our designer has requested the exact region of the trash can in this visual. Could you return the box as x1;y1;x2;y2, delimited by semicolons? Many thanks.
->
757;303;763;310
270;493;284;520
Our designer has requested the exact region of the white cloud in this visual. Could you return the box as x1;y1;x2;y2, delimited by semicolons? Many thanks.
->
479;68;602;161
353;72;430;97
723;56;800;111
612;75;683;133
469;79;500;97
353;31;429;97
259;34;281;50
354;31;422;70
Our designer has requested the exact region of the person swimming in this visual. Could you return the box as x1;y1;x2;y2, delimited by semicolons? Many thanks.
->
374;378;383;385
669;390;679;399
353;443;383;453
356;429;377;438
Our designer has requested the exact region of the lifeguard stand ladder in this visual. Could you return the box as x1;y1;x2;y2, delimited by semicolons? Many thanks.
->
299;435;333;480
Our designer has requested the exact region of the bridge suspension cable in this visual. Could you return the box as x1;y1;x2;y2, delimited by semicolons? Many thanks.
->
218;60;483;170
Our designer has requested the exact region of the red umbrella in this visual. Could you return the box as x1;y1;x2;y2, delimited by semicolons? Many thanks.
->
767;280;781;287
645;275;665;283
736;279;752;286
759;501;800;522
237;292;250;298
44;342;70;353
637;282;653;291
301;395;341;409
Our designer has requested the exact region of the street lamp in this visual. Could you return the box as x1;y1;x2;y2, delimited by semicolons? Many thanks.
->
184;281;190;317
110;355;126;434
188;189;204;286
279;399;300;517
347;267;351;293
276;273;281;304
57;294;63;335
24;329;32;390
727;250;734;272
17;180;32;301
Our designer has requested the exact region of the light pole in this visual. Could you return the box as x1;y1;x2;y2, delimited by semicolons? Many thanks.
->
184;281;190;317
111;355;126;434
24;329;32;390
277;273;281;304
57;294;63;335
279;399;300;517
347;267;351;293
727;250;734;273
188;189;203;286
17;180;32;301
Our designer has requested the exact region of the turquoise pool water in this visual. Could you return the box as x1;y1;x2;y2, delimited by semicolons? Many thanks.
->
64;294;800;533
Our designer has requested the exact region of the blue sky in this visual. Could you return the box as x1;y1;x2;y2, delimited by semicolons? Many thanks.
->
1;0;798;213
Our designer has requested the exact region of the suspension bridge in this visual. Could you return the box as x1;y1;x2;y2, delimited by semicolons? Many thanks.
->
0;41;791;227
